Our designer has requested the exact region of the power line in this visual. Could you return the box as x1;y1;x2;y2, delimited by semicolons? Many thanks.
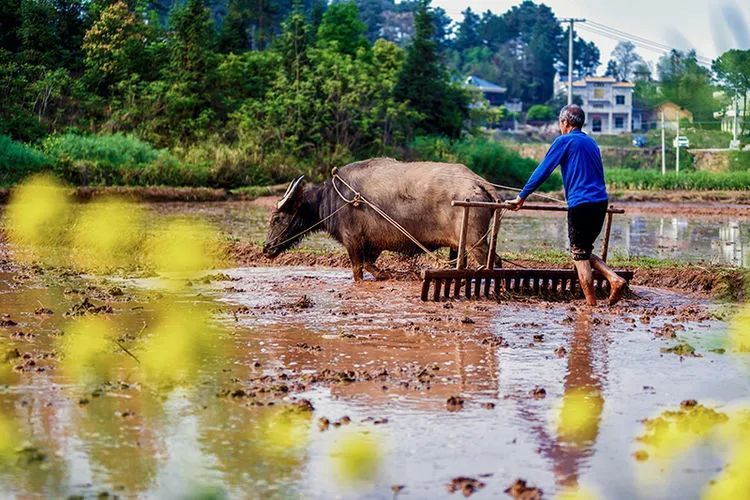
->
576;22;714;66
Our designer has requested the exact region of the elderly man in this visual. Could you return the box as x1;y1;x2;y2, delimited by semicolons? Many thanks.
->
508;104;627;306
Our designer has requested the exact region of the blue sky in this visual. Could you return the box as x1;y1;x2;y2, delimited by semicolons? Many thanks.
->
432;0;750;72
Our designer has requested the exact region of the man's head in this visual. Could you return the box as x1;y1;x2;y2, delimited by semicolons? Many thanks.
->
559;104;585;134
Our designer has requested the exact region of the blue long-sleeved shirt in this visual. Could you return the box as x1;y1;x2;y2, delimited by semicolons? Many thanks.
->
518;129;608;208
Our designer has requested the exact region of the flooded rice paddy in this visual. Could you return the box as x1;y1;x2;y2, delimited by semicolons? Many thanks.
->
153;201;750;267
1;198;749;498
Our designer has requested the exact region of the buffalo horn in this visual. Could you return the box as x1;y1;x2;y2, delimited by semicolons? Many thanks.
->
277;175;305;210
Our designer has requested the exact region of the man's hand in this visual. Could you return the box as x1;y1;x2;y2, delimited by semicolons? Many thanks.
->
506;195;525;211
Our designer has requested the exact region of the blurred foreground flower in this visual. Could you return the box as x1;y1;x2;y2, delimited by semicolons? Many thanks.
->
72;197;146;271
728;306;750;353
139;303;222;386
5;175;72;266
556;388;604;446
703;435;750;499
329;430;382;484
146;218;226;282
254;406;312;456
0;412;22;464
58;316;122;384
636;403;728;463
557;485;600;500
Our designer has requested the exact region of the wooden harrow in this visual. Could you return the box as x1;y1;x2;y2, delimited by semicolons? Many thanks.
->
420;200;633;301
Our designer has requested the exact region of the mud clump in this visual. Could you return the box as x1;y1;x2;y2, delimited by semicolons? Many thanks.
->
633;450;649;461
0;314;18;327
446;396;464;412
661;342;700;357
447;477;485;497
34;307;54;315
530;387;546;399
504;478;543;499
64;297;113;317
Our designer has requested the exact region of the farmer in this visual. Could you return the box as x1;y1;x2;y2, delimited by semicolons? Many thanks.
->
507;104;628;306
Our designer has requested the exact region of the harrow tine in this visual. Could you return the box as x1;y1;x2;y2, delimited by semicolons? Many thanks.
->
474;277;482;298
465;278;472;299
454;278;462;298
444;278;452;299
433;279;443;301
483;276;492;297
421;278;431;301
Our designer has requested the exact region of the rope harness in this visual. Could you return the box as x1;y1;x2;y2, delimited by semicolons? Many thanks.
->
266;171;558;267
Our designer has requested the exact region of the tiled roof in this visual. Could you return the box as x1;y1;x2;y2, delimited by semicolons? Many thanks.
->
465;75;507;93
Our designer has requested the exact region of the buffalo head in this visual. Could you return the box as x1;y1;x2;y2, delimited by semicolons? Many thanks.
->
262;176;308;258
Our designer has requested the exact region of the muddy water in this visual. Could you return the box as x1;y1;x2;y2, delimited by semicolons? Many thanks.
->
1;263;747;499
152;201;750;267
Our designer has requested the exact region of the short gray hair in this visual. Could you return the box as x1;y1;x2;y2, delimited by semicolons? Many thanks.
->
559;104;585;128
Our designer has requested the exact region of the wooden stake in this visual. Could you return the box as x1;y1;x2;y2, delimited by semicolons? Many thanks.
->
456;203;470;270
485;209;502;270
602;209;614;263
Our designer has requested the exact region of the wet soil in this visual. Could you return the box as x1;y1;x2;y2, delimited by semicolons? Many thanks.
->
1;261;746;498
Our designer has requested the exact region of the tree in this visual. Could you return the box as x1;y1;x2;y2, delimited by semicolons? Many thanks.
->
316;1;368;56
658;49;718;122
356;0;386;42
162;0;219;140
453;7;482;52
394;0;468;137
609;41;643;81
502;1;563;105
557;27;600;78
217;0;252;53
82;1;149;92
479;11;509;52
713;49;750;136
604;59;618;78
526;104;555;122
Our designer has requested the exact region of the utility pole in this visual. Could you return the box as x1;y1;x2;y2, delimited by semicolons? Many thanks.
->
661;112;666;175
676;117;680;175
560;18;586;105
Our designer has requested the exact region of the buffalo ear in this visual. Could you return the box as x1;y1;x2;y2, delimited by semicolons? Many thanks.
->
277;175;305;211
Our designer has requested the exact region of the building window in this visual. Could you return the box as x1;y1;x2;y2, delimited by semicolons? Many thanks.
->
616;95;625;105
593;88;605;99
592;118;602;132
615;116;624;128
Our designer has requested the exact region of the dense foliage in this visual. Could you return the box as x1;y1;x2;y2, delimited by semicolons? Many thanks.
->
0;0;472;184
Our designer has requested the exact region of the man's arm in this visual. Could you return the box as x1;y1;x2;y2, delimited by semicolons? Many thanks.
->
508;139;566;210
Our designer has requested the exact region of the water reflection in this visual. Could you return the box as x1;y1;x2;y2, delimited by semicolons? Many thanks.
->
502;213;750;267
146;201;750;267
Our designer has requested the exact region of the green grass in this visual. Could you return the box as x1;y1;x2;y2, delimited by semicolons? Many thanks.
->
0;135;52;185
605;168;750;190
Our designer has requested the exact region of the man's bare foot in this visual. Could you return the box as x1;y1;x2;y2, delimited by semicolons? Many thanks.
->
608;278;627;306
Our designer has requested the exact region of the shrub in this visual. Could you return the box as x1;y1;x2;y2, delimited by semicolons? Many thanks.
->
41;133;201;186
0;135;52;185
526;104;556;122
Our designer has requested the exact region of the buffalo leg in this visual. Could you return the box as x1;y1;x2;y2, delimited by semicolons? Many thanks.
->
346;245;365;282
364;249;389;280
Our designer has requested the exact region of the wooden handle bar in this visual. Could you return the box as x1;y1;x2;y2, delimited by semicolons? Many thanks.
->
450;200;625;215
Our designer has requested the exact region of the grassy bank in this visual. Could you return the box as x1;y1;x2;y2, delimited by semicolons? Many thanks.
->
605;168;750;191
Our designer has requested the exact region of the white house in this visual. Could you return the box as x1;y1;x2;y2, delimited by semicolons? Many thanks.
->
556;75;635;135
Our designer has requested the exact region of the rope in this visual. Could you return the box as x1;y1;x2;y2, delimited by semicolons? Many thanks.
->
265;204;349;250
331;174;499;266
267;172;508;268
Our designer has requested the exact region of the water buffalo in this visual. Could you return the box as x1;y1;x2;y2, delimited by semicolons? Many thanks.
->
262;158;497;281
